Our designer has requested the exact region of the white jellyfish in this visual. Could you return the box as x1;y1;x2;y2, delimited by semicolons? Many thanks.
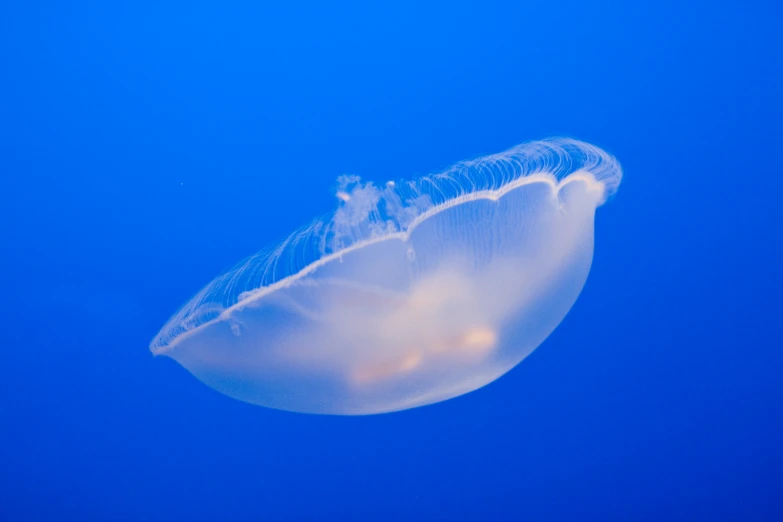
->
151;138;622;414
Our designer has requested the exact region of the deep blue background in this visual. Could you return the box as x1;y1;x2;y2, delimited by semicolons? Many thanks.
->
2;1;782;520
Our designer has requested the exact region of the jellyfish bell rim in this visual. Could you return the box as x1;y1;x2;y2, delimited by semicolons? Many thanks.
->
150;166;613;357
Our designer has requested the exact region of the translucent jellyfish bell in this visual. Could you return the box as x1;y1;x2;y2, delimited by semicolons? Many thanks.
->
151;138;622;414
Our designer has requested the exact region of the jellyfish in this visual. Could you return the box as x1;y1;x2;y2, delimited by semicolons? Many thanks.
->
151;138;622;415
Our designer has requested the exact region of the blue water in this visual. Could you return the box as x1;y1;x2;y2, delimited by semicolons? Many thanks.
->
1;1;781;520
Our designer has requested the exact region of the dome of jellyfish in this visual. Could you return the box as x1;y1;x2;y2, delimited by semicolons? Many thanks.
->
151;138;622;414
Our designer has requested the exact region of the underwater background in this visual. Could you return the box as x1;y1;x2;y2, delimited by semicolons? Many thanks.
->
1;1;781;520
